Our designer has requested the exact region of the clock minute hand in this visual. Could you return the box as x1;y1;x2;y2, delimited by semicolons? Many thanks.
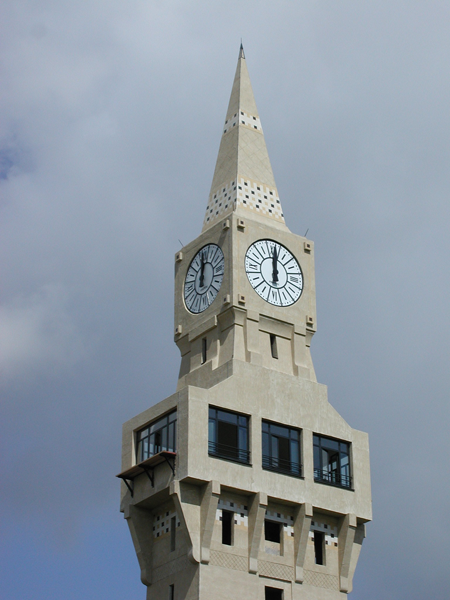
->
199;252;205;288
272;247;279;284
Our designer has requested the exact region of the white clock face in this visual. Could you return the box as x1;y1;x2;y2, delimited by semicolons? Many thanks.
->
184;244;225;314
245;240;303;306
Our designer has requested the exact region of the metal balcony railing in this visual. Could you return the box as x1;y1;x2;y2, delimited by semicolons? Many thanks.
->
262;454;303;477
208;441;250;464
314;468;352;489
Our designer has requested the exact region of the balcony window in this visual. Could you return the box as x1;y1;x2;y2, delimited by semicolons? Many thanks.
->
262;421;301;477
208;407;250;464
313;434;351;489
136;411;177;463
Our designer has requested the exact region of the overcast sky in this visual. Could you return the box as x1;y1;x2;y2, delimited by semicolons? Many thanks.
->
1;2;450;599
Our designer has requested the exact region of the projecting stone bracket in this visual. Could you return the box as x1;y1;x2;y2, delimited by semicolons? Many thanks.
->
338;513;366;593
200;480;221;564
124;504;153;586
293;502;313;583
248;492;268;574
170;480;202;564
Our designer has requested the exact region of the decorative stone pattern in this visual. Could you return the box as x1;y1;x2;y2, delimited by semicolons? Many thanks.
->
236;177;283;221
153;556;190;583
223;110;262;135
303;570;340;591
153;510;181;539
209;550;248;572
203;177;284;228
216;498;248;527
265;509;294;537
204;180;237;226
259;560;294;582
309;519;338;547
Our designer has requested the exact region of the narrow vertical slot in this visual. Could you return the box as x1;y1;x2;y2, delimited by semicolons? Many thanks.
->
221;510;233;545
314;531;325;565
169;584;174;600
270;334;278;359
170;516;176;552
201;337;207;364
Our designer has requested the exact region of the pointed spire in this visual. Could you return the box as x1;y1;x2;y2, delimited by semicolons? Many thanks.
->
202;47;286;232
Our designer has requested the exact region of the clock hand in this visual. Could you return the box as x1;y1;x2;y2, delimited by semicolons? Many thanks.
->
199;251;205;288
272;247;279;284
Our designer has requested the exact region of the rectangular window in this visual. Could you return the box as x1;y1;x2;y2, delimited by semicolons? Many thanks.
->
313;531;325;565
208;407;250;464
170;516;176;552
136;411;177;463
270;334;278;359
169;584;174;600
262;421;301;477
221;510;233;546
201;337;207;364
313;434;351;488
264;520;281;543
265;586;283;600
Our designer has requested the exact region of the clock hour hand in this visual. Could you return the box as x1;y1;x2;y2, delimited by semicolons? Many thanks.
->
272;246;279;284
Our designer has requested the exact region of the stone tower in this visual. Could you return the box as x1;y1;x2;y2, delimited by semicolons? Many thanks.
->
118;46;372;600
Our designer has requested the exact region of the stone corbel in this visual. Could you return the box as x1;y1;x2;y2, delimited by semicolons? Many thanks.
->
293;502;313;583
124;504;154;586
248;492;268;574
170;480;201;564
200;481;221;564
338;513;365;593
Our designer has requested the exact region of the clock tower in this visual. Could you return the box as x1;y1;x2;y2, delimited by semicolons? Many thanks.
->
118;46;372;600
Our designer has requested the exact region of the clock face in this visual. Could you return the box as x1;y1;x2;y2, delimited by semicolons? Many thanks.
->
245;240;303;306
184;244;225;314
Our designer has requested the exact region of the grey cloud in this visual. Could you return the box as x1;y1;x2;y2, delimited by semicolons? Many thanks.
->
1;1;449;599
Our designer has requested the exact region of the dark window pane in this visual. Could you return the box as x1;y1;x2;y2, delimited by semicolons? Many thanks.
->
208;419;216;443
149;416;166;434
290;439;299;465
218;410;238;425
209;407;216;419
270;424;289;438
218;421;238;449
278;437;290;463
238;426;247;452
161;427;168;451
168;423;174;452
265;588;283;600
323;438;339;451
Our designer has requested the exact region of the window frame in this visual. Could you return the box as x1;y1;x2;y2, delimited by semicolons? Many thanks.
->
135;410;177;463
313;434;352;489
208;406;250;465
262;420;302;478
